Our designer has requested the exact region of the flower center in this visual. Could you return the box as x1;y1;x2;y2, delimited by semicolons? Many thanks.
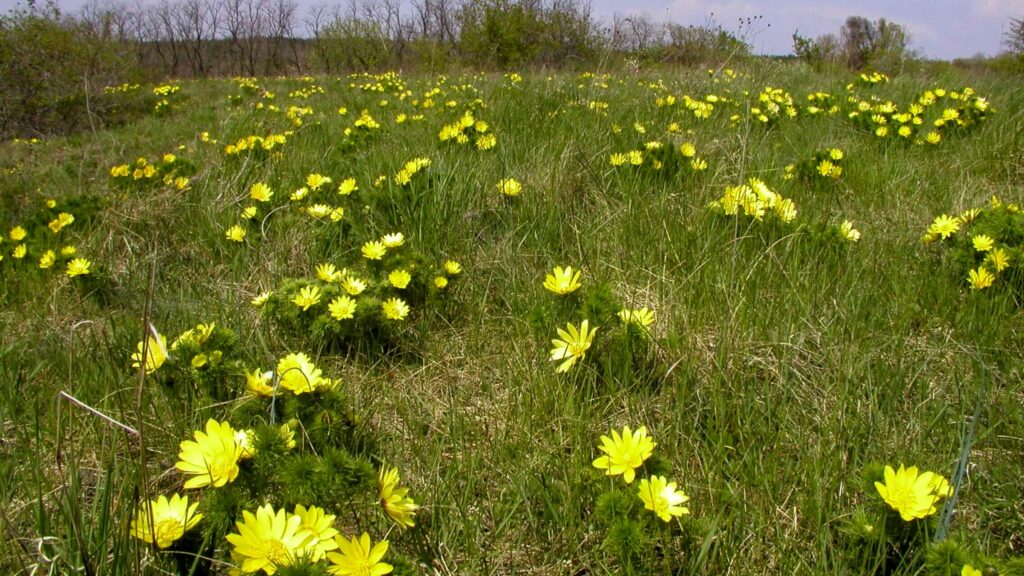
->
265;539;291;565
153;518;184;546
209;453;237;482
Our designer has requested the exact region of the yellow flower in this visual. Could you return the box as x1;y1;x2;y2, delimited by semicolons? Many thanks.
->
388;269;411;289
241;206;258;220
382;232;404;248
317;263;343;282
929;473;952;498
131;493;202;549
342;276;367;295
592;425;655;484
236;429;257;459
962;566;982;576
226;504;313;575
328;296;357;321
925;132;942;144
307;173;332;190
65;257;92;277
638;475;690;522
627;150;643;165
775;198;798;223
609;153;627;166
382;298;409;320
292;285;322;311
444;260;462;275
362;241;387;260
986;248;1010;272
131;329;169;374
226;225;247;242
549;319;596;373
250;182;274;202
175;419;243;489
291;187;309;201
817;159;837;178
246;368;275;397
543;266;582;295
874;464;951;521
251;291;273;306
434;276;448;289
972;235;994;252
293;504;339;561
9;226;27;241
60;245;76;256
48;212;75;233
379;467;418;528
476;134;497;150
326;533;392;576
927;214;960;239
840;220;861;242
617;307;655;328
497;178;522;196
306;204;332;219
173;322;216;351
961;208;982;223
38;250;56;269
12;244;26;259
174;323;216;348
968;267;995;290
438;124;460;142
337;178;358;195
277;353;324;394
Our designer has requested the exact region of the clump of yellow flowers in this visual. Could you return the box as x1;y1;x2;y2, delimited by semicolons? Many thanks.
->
593;424;690;522
438;110;496;150
922;196;1020;293
708;178;797;223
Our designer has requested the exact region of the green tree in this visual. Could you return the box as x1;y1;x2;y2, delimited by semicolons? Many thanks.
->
316;15;392;71
1005;16;1024;54
0;1;138;137
839;15;912;71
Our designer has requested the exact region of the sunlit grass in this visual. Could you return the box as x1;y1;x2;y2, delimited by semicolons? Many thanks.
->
0;63;1022;575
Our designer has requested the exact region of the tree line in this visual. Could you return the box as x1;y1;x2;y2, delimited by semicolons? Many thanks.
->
15;0;754;78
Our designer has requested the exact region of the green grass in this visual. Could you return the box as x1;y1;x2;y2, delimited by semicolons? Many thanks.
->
1;62;1023;575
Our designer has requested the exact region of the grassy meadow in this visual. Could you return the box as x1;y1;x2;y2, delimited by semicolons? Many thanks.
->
1;63;1023;575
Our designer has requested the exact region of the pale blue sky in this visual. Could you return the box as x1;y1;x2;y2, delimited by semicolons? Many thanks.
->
594;0;1021;59
3;0;1020;59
